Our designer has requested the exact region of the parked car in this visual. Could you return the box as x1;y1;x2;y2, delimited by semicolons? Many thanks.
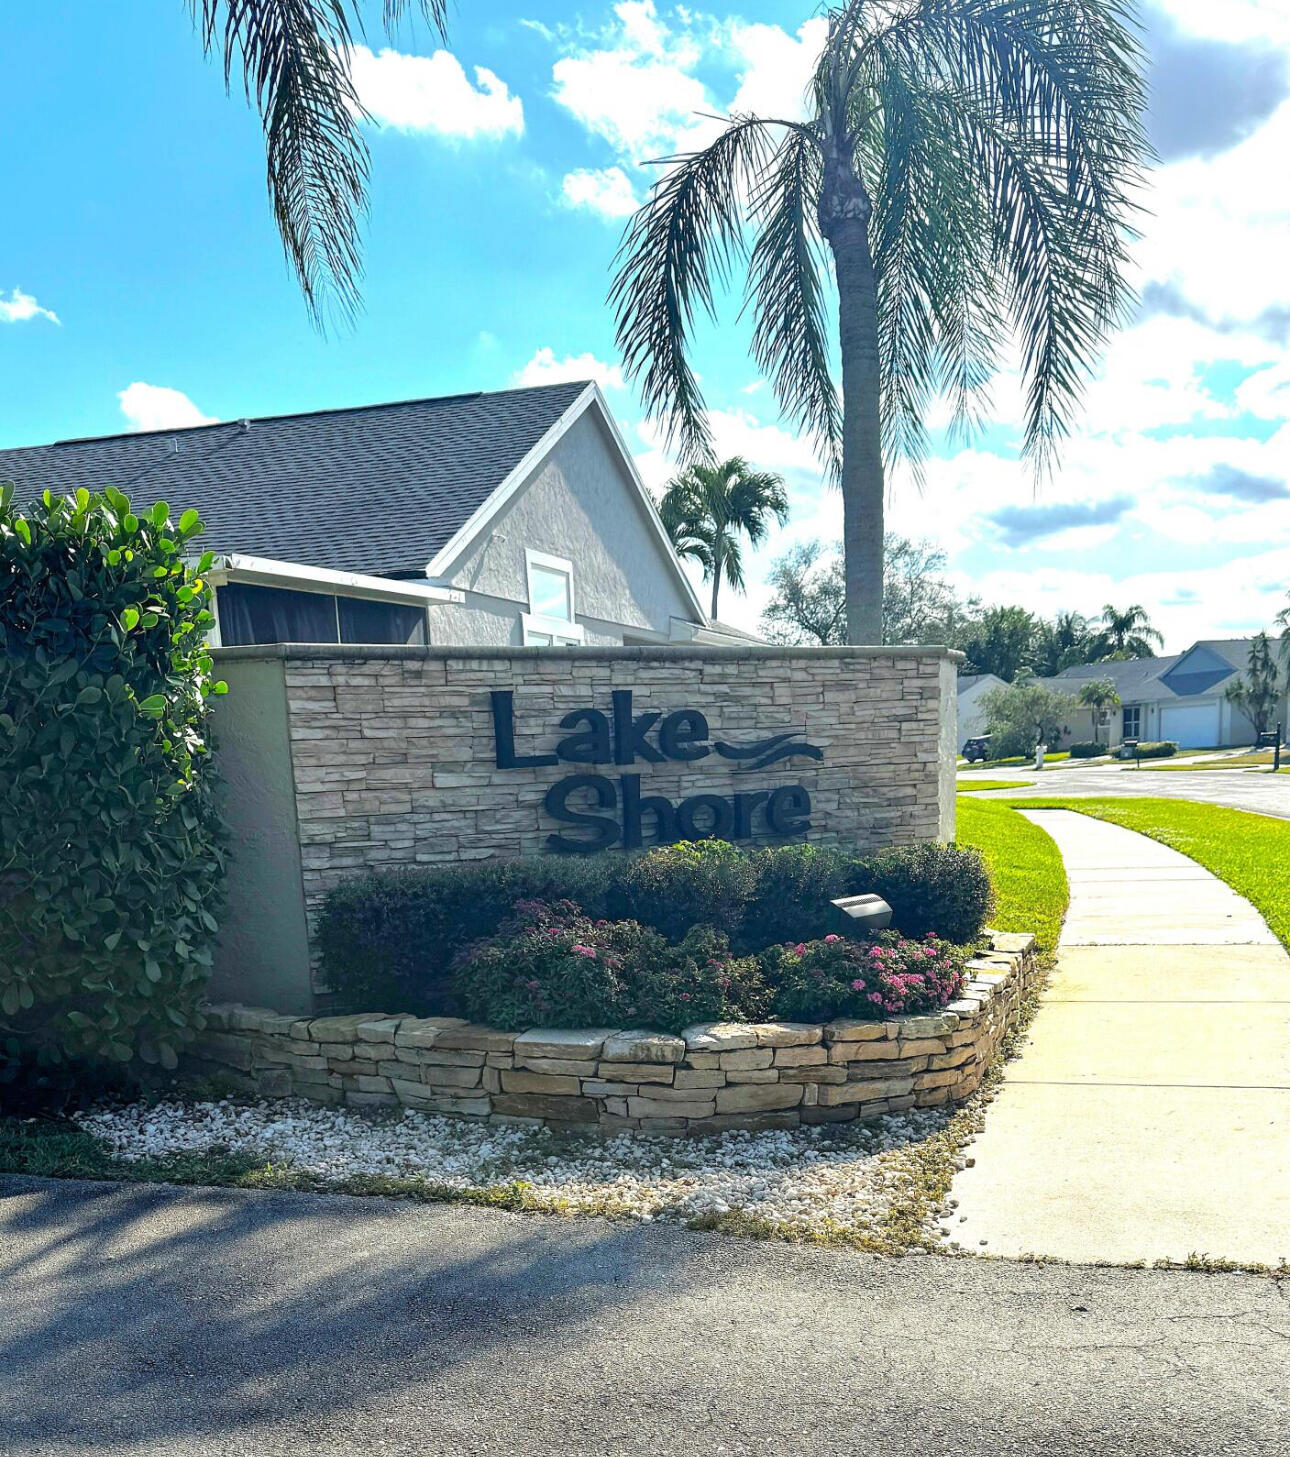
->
962;735;993;764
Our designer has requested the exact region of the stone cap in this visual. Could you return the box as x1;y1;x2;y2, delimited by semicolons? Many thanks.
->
212;642;966;665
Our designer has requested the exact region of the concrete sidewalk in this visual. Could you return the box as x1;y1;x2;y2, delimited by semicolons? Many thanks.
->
950;810;1290;1266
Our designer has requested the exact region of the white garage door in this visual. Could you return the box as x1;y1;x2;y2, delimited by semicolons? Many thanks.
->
1160;703;1220;747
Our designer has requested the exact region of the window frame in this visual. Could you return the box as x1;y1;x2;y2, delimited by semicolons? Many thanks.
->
522;549;583;646
1122;705;1142;739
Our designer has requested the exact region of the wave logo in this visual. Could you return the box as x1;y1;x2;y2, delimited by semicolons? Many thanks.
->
712;732;824;773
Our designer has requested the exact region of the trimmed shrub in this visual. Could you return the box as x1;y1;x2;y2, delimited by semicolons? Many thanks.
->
1068;741;1105;759
1132;741;1178;760
736;843;852;951
857;842;994;945
0;485;226;1086
320;839;997;1016
317;856;620;1014
613;839;758;943
766;931;965;1023
451;901;767;1033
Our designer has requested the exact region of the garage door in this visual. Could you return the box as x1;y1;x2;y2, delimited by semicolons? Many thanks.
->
1160;703;1220;747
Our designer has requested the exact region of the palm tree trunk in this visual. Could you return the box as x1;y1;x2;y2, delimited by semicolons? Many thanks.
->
818;137;884;646
710;559;722;621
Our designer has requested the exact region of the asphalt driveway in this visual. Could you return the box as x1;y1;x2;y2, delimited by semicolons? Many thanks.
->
2;1176;1288;1456
964;760;1290;818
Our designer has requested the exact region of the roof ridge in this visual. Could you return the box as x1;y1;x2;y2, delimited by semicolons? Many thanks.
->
36;381;592;451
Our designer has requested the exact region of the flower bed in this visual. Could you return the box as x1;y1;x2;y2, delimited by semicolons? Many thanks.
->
190;930;1036;1137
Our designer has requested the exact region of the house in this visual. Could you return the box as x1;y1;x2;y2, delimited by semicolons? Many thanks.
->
0;382;748;649
956;673;1005;744
1047;640;1282;748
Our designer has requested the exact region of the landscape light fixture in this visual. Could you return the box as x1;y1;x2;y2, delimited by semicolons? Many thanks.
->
830;894;893;931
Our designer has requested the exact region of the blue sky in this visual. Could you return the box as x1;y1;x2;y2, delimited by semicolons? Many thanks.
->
3;0;1290;649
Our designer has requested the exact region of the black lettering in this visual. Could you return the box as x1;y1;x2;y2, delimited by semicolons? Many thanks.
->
555;708;612;763
677;793;735;841
732;789;770;839
543;774;621;853
491;690;558;770
620;773;677;849
611;689;663;765
766;785;812;836
658;709;710;762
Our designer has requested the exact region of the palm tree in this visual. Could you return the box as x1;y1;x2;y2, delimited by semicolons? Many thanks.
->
1077;677;1121;745
612;0;1149;645
1094;604;1163;660
186;2;447;323
658;457;788;620
1033;611;1096;676
1224;633;1282;742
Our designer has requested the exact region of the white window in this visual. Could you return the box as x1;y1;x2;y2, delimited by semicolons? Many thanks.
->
522;550;584;646
1123;705;1142;738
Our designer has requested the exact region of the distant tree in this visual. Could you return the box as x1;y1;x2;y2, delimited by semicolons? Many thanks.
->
761;541;847;645
883;536;981;647
981;678;1076;758
1224;633;1282;741
760;534;977;646
961;606;1039;682
1077;677;1121;744
1094;604;1163;660
1033;611;1098;675
659;457;788;620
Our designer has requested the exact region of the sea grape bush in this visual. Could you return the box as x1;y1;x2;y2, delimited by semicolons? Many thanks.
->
0;484;227;1083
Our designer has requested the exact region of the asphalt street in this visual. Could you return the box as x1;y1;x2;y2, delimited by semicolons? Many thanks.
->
2;1175;1288;1457
966;761;1290;818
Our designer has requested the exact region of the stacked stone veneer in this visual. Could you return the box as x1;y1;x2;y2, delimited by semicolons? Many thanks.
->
192;930;1035;1135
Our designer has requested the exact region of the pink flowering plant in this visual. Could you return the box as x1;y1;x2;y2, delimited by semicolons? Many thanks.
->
452;900;767;1033
766;930;966;1023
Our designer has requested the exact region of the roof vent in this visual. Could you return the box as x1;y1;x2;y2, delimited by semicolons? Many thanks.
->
239;419;250;433
169;438;180;454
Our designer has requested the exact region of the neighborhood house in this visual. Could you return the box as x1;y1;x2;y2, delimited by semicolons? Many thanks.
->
959;640;1285;750
0;381;752;651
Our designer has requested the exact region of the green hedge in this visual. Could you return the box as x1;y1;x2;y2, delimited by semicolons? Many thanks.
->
1132;741;1178;760
1068;741;1105;759
318;838;995;1017
0;485;226;1088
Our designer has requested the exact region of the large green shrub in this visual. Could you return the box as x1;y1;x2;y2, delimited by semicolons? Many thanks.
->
321;838;994;1016
0;485;226;1082
1068;741;1105;759
858;842;995;944
1131;741;1177;760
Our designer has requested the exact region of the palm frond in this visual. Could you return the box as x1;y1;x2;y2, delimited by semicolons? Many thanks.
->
611;117;781;462
195;1;448;325
744;131;842;475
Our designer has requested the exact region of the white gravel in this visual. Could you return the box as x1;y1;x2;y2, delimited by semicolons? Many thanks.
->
76;1098;954;1241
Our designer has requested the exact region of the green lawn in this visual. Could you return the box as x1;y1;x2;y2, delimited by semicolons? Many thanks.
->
955;795;1069;951
1142;751;1290;774
955;779;1031;794
1003;797;1290;951
960;751;1071;770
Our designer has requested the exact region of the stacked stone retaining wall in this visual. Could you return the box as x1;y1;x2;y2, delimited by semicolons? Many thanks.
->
192;931;1036;1135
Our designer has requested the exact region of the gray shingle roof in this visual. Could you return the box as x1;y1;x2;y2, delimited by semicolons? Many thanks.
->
0;383;589;577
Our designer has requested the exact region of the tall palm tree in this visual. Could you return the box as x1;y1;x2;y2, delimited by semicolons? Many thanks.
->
1095;604;1163;660
188;2;447;323
612;0;1149;644
658;457;788;620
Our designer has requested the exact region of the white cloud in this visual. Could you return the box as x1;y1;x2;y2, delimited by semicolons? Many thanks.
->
513;347;624;391
349;46;523;139
547;2;823;170
1154;0;1290;46
560;165;639;219
0;287;59;325
118;383;216;433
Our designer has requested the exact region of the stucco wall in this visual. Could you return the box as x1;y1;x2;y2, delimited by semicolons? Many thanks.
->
429;409;697;643
211;643;961;1011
